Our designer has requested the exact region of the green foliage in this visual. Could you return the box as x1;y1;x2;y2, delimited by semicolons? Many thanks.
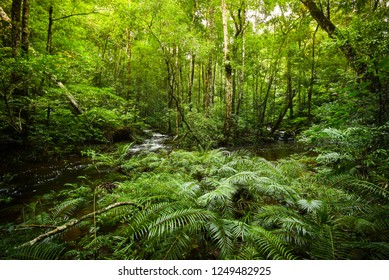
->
302;124;389;180
3;143;388;260
1;0;389;261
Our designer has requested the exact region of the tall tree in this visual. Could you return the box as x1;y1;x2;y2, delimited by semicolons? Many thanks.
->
300;0;383;122
11;0;22;57
222;0;233;143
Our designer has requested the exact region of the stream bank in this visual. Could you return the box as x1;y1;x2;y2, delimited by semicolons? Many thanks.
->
0;132;310;223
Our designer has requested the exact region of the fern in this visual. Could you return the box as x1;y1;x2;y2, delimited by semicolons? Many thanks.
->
297;199;323;213
5;243;65;260
208;219;236;259
50;197;85;223
348;179;389;201
251;226;297;260
197;180;236;215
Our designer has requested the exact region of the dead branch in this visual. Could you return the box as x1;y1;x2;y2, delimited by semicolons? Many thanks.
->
45;72;83;115
20;201;134;247
53;11;106;22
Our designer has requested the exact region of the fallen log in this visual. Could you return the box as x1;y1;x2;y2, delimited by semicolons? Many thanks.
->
20;201;135;247
45;72;84;115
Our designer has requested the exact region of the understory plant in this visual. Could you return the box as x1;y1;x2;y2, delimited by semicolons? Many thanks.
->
1;145;388;260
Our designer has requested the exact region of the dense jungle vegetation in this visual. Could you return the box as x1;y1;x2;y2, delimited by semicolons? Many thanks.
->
0;0;389;260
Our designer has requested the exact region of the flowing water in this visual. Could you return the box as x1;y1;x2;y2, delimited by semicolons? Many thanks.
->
0;132;309;223
0;132;172;223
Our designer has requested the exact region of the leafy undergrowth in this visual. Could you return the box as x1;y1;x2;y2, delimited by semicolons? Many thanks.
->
1;145;388;260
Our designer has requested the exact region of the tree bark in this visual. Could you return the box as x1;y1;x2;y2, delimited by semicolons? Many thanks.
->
21;0;29;54
46;6;53;53
188;52;195;111
222;0;233;143
308;25;319;120
204;7;214;116
0;6;10;21
11;0;22;57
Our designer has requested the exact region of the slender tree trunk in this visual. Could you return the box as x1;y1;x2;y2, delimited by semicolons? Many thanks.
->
126;28;132;99
286;54;293;119
204;7;214;116
21;0;29;54
300;0;362;74
236;36;245;119
308;25;319;120
188;52;195;111
259;73;274;130
46;73;83;115
197;63;202;111
46;6;53;53
222;0;233;144
271;91;295;134
11;0;22;57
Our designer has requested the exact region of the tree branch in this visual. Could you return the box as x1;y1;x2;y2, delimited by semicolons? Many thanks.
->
20;201;135;247
53;11;105;22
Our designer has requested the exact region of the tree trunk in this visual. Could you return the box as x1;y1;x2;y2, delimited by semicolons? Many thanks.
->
286;54;293;119
308;25;319;120
11;0;22;57
300;0;382;122
125;28;132;99
222;0;233;143
236;36;245;120
21;0;29;54
271;90;295;134
204;7;214;116
46;6;53;53
300;0;378;83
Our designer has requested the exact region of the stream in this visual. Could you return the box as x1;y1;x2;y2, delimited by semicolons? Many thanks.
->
0;132;309;224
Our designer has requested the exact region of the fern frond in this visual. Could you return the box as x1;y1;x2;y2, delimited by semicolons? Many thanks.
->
6;243;65;260
50;197;85;223
173;181;201;202
297;199;323;213
250;177;298;202
208;219;235;259
197;181;236;214
225;171;259;185
348;179;389;201
251;226;297;260
215;165;237;177
162;228;193;259
148;208;210;239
